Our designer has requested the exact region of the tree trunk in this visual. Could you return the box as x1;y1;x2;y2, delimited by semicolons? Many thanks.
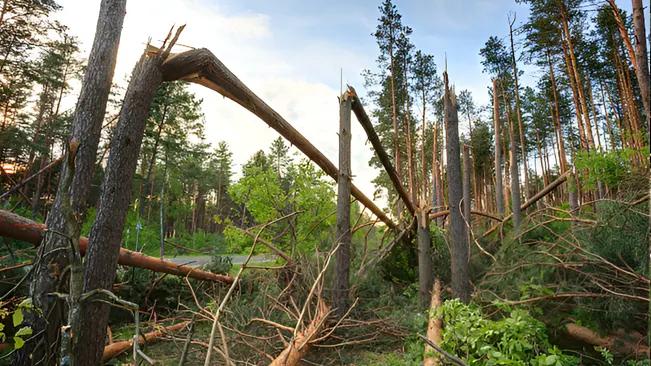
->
560;30;587;151
508;107;522;231
444;72;470;304
139;110;167;219
509;16;530;203
423;279;442;366
417;209;432;309
599;80;617;151
604;79;626;148
493;78;504;217
631;0;650;134
75;29;183;365
548;49;568;172
17;1;127;364
404;60;416;206
389;25;402;220
462;145;471;248
333;92;352;317
587;80;603;151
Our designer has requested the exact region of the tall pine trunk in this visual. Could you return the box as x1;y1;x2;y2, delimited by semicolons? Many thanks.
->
493;78;504;217
334;92;352;317
444;72;470;304
631;0;650;134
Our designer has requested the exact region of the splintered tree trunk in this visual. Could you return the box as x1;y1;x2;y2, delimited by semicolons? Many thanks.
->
16;1;127;364
493;78;504;217
462;144;471;252
75;29;183;365
423;279;442;366
333;92;352;317
444;72;470;304
631;0;650;133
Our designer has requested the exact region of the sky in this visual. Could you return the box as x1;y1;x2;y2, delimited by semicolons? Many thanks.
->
52;0;641;213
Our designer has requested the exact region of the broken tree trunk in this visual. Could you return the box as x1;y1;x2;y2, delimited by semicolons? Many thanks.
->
423;279;442;366
333;91;352;317
17;1;128;364
349;85;415;215
103;321;190;362
160;49;397;229
493;78;504;217
444;71;470;304
0;209;234;283
76;27;187;365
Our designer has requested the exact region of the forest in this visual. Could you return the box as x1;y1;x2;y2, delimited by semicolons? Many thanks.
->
0;0;648;365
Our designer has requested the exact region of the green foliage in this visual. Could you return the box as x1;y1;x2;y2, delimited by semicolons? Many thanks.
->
0;298;37;356
438;299;579;365
575;147;650;189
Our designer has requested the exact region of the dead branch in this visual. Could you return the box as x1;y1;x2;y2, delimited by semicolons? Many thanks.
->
103;321;190;362
419;334;468;366
0;156;63;201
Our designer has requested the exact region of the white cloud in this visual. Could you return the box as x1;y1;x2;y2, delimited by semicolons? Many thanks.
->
54;0;384;215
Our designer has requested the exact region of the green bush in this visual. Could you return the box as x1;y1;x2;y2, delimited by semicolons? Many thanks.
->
438;299;579;365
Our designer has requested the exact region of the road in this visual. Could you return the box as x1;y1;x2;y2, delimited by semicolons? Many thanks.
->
168;255;274;267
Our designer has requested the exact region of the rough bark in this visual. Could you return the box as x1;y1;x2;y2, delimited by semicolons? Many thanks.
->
161;49;396;229
493;78;504;217
17;1;127;364
444;72;470;304
333;92;352;317
463;145;471;247
631;0;650;133
417;209;432;309
76;28;187;365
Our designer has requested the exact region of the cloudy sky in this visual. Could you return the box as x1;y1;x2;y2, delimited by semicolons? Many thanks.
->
52;0;639;213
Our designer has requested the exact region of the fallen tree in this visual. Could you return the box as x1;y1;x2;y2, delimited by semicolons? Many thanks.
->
159;48;397;230
103;320;191;362
0;209;233;284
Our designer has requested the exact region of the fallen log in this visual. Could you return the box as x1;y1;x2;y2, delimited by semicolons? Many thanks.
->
160;49;397;230
564;323;649;358
0;210;234;284
348;85;415;215
103;320;190;362
481;170;571;238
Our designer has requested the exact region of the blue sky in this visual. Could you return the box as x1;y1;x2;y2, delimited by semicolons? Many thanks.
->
56;0;642;215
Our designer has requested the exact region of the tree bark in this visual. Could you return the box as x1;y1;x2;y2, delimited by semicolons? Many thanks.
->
599;80;617;151
423;279;442;366
417;208;432;309
333;92;352;317
508;105;522;231
493;78;504;217
462;145;471;247
17;1;127;364
75;28;184;365
631;0;650;134
444;72;470;304
404;60;417;206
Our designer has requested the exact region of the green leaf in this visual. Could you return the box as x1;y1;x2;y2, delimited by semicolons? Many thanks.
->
545;355;557;365
12;309;23;327
15;326;32;337
13;336;25;349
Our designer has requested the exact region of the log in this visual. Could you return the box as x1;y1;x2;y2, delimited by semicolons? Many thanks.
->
481;170;571;238
423;279;442;366
160;49;397;230
103;320;190;362
0;210;234;284
348;85;416;215
564;323;649;358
